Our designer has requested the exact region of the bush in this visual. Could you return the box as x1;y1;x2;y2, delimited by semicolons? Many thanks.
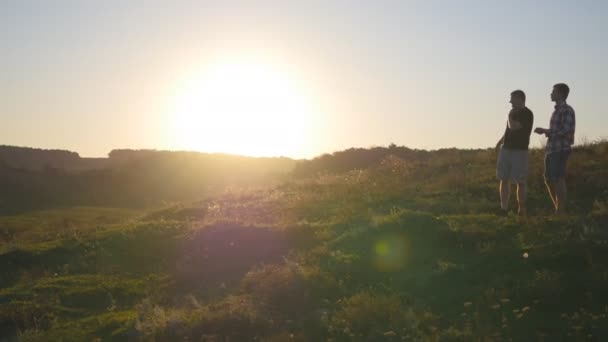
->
241;263;314;318
185;295;270;340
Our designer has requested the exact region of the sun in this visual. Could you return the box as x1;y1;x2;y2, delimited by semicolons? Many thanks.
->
167;58;320;158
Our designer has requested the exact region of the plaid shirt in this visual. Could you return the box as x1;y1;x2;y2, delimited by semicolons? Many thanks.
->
546;101;575;153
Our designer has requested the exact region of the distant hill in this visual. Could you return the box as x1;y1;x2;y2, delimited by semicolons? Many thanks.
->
2;142;606;215
292;144;490;177
0;145;84;171
0;145;297;214
0;145;296;173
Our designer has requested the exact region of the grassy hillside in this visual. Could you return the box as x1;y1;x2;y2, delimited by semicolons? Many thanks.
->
1;142;608;341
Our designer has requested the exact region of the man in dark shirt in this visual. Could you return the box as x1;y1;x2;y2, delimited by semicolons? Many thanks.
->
495;90;534;216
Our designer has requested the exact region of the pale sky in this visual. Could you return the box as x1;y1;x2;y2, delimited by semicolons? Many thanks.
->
1;1;606;158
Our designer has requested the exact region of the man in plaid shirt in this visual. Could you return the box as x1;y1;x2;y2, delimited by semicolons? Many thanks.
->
534;83;576;215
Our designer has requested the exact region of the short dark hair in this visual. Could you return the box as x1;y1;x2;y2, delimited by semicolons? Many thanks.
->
511;90;526;102
553;83;570;99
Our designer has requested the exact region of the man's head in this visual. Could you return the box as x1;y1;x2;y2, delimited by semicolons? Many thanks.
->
510;90;526;109
551;83;570;102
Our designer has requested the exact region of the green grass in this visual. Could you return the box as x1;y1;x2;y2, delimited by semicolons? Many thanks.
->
2;142;608;340
0;207;142;254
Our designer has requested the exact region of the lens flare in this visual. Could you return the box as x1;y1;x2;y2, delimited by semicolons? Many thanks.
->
373;233;410;272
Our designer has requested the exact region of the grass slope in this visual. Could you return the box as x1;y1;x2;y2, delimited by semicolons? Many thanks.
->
1;142;608;341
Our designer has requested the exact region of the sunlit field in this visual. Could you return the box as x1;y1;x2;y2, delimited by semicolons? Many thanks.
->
2;141;608;341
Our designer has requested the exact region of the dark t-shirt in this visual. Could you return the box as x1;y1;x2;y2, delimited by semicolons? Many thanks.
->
503;107;534;150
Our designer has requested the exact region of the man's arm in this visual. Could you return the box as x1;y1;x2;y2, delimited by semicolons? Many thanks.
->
496;133;505;149
508;118;522;130
526;112;534;135
507;110;522;130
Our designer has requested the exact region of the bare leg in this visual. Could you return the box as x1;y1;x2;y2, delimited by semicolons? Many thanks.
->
500;180;510;211
555;179;567;215
516;184;527;216
544;180;558;212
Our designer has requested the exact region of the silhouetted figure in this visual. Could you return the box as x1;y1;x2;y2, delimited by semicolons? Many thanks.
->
495;90;534;216
534;83;576;215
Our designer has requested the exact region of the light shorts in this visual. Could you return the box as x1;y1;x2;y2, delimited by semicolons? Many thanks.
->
497;147;529;184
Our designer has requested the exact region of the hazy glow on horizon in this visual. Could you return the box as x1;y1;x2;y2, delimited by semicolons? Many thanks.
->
167;56;323;157
1;1;607;158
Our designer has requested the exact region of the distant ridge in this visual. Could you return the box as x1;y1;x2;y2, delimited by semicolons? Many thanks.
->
0;145;296;173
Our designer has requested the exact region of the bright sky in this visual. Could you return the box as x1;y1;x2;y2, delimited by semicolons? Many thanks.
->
1;1;606;159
